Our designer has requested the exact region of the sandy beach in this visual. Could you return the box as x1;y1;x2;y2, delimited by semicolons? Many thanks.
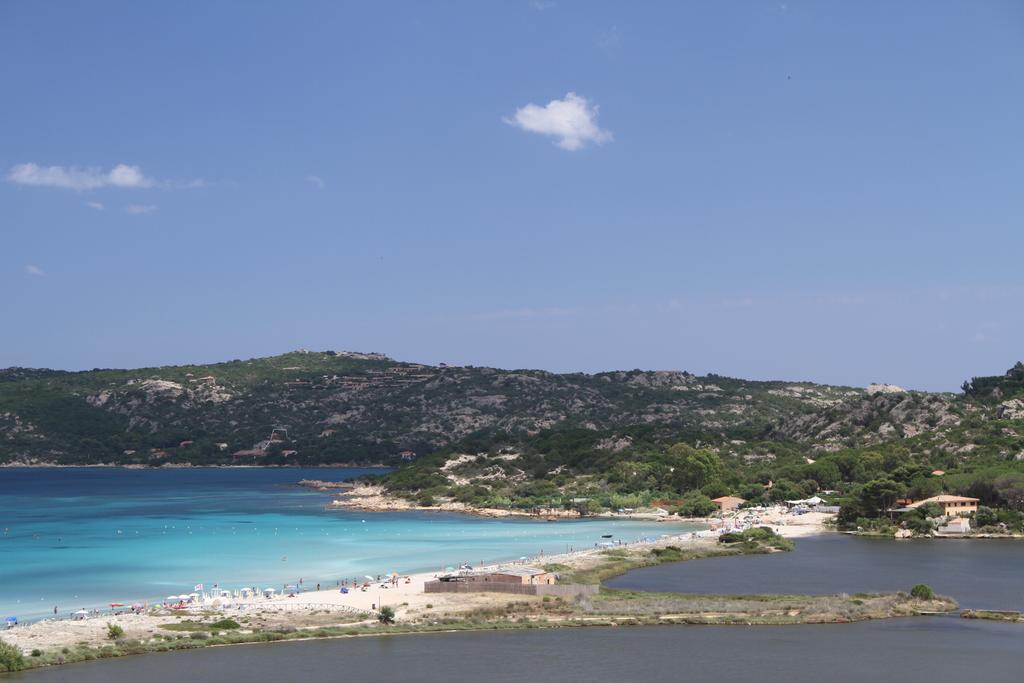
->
3;506;833;655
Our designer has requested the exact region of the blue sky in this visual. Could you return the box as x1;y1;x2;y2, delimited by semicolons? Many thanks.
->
2;0;1022;391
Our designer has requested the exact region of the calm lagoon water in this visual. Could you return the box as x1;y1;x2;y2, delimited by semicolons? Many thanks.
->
0;468;680;621
14;620;1024;683
607;533;1024;611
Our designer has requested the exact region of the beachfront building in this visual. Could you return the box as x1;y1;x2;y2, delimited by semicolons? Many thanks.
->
485;568;557;585
424;567;595;597
712;496;746;513
437;567;557;586
908;495;979;517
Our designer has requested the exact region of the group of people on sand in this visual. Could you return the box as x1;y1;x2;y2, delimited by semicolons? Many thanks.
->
334;574;411;594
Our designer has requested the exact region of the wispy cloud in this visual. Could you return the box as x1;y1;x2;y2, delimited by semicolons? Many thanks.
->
306;175;325;189
124;204;157;214
6;162;204;191
531;0;556;10
7;163;154;190
505;92;612;151
85;201;105;210
25;264;46;277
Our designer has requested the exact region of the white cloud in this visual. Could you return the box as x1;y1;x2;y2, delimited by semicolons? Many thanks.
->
25;264;46;277
504;92;612;151
531;0;556;10
86;201;105;210
124;204;157;214
7;163;155;190
306;175;325;189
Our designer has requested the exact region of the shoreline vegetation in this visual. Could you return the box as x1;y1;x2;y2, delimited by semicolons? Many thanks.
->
322;483;833;533
0;526;957;674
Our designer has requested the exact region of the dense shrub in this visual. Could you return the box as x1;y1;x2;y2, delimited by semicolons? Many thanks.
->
974;506;998;528
106;623;124;640
209;619;240;630
0;640;25;672
910;584;935;600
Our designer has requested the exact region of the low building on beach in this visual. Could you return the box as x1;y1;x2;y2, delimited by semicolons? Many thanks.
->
712;496;746;512
483;568;557;585
436;567;556;586
425;567;594;598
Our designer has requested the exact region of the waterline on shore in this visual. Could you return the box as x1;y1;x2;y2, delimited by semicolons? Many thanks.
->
0;467;681;622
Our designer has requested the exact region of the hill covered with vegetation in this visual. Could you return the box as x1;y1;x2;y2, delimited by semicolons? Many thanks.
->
0;349;864;466
2;351;1024;527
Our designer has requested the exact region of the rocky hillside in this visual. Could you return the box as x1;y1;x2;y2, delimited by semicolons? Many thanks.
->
0;349;851;466
0;351;1020;468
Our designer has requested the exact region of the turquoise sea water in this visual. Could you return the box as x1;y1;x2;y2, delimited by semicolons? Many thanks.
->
0;468;682;622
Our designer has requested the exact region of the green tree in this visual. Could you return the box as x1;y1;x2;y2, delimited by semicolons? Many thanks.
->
975;506;998;527
910;584;935;600
673;491;718;517
804;460;841;489
700;481;731;499
898;509;933;534
669;445;723;493
106;623;124;640
377;606;396;625
859;478;904;516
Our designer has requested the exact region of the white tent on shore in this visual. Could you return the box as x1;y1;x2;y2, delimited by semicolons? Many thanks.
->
785;496;825;506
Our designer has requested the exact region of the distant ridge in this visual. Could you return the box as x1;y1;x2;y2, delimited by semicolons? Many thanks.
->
1;350;1021;470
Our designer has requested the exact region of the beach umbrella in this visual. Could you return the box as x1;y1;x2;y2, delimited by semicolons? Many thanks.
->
364;575;375;581
109;603;123;608
166;596;178;602
4;617;16;624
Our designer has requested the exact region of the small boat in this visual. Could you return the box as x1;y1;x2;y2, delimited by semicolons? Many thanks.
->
601;534;613;538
